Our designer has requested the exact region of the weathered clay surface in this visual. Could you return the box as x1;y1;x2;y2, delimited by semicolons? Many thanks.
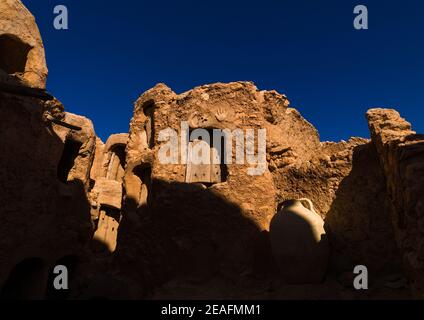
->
367;108;424;297
91;178;123;210
113;82;403;295
0;91;95;299
324;140;402;276
116;83;279;290
0;0;48;88
90;137;105;182
0;79;414;299
88;133;127;253
0;1;422;300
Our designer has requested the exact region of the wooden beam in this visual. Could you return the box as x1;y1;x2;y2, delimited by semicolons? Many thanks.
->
46;115;82;131
0;83;54;100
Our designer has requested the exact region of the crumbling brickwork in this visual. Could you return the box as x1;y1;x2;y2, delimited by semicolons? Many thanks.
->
367;108;424;297
1;0;423;300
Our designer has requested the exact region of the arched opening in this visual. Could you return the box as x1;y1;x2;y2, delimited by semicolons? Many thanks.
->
0;258;45;300
106;145;126;182
133;164;152;209
45;255;79;300
57;139;82;183
143;102;155;148
185;128;228;185
0;34;31;76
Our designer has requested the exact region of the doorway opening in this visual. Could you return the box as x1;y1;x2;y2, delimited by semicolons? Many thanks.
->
133;164;152;209
185;128;228;185
107;145;126;182
143;102;155;149
57;139;82;183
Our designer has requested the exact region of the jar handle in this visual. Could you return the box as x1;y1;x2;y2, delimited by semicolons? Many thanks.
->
299;198;316;214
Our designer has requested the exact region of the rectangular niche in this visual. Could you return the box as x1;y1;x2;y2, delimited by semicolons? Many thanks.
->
185;128;228;185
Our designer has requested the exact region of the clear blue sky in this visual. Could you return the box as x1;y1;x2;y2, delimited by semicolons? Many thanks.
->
23;0;424;142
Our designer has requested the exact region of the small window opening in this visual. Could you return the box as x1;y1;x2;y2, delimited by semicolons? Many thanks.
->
88;179;96;191
133;165;152;209
143;102;155;148
107;145;126;182
0;258;45;300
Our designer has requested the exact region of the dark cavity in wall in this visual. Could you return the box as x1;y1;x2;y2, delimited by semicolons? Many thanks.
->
0;34;31;75
133;164;152;209
143;102;155;149
0;258;45;300
57;139;82;183
108;145;126;182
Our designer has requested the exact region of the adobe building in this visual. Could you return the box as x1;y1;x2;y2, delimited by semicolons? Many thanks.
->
113;83;408;298
1;0;424;300
0;0;96;299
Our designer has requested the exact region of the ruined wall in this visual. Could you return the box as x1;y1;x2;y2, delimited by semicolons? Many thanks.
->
323;140;402;276
0;0;47;89
0;0;96;299
0;1;419;299
367;108;424;297
265;114;402;277
116;82;278;290
90;133;128;253
113;82;403;295
0;91;96;299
